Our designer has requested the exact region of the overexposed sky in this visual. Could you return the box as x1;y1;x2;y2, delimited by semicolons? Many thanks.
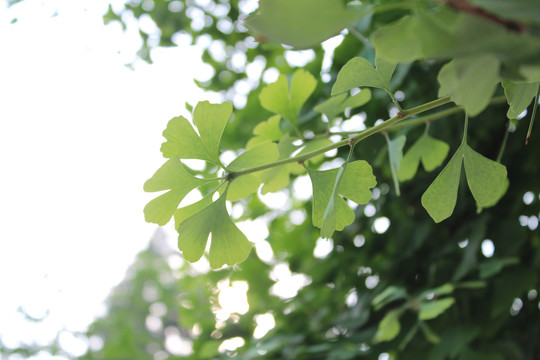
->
0;0;220;352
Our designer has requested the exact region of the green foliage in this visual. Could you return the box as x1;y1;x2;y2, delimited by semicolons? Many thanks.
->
68;1;540;359
398;131;449;181
245;0;360;49
259;69;316;125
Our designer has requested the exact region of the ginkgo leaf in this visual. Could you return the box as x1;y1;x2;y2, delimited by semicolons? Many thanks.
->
177;189;252;269
421;146;465;223
227;141;279;171
419;298;455;320
226;141;279;201
143;158;217;225
228;175;261;202
398;133;450;181
259;134;302;194
245;0;360;49
259;69;316;124
297;138;333;164
502;80;539;119
375;309;402;343
332;56;396;95
422;143;507;222
314;89;372;120
321;165;346;238
463;146;507;207
174;192;214;229
438;55;500;117
246;115;283;149
160;101;232;164
309;160;376;238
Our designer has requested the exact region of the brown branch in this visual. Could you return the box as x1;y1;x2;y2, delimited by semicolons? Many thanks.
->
440;0;526;33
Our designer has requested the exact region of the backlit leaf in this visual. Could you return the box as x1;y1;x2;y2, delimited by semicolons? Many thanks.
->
245;0;360;49
421;145;464;223
419;298;455;320
246;115;283;149
399;133;450;181
423;142;506;222
227;141;279;171
143;158;216;225
502;80;539;119
309;160;376;238
463;146;507;207
177;189;252;269
315;89;372;119
332;56;396;95
161;101;232;164
259;134;302;194
375;309;402;342
259;69;316;124
438;55;501;116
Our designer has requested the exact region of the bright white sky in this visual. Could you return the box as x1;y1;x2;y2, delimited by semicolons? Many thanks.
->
0;0;221;353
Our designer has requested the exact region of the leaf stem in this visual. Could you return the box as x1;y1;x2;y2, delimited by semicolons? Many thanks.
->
230;96;452;177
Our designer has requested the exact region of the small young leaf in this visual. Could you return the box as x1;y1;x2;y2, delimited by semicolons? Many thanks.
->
463;146;507;208
398;133;450;181
314;89;371;120
143;158;217;225
438;55;501;117
259;69;316;124
332;56;396;95
245;0;360;49
161;101;232;164
375;309;402;342
502;80;539;119
421;145;464;223
419;298;455;320
177;189;252;269
246;115;283;149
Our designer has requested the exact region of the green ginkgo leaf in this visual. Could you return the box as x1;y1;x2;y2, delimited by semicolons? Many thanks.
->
245;0;360;49
375;309;402;343
309;160;376;238
399;133;450;181
314;89;372;120
502;80;539;119
226;141;279;201
438;55;501;117
259;69;316;124
246;115;283;149
258;134;303;194
422;143;507;223
177;189;252;269
143;158;217;225
160;101;232;164
419;298;455;320
332;56;396;95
